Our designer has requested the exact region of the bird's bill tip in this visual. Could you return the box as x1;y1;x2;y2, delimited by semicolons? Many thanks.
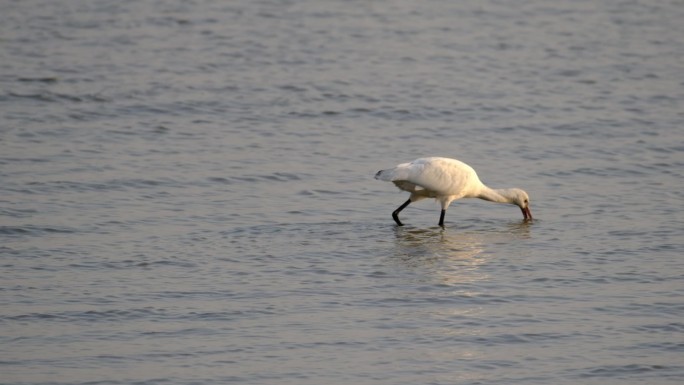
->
521;206;532;221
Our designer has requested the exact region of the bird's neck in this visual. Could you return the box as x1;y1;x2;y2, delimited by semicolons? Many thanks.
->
478;187;515;204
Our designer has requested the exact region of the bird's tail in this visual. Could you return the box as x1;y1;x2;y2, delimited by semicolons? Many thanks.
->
375;163;414;182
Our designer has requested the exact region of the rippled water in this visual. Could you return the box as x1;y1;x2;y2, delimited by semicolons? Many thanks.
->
2;0;683;384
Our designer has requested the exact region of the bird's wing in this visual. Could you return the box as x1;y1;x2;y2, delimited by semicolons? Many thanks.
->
405;158;477;196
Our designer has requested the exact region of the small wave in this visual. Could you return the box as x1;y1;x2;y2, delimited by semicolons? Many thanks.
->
210;172;303;185
2;307;176;323
571;363;675;379
7;90;108;103
0;225;76;236
297;189;345;196
25;180;113;193
17;76;59;83
470;333;545;346
0;207;39;218
635;322;684;333
68;259;198;270
22;178;182;194
0;156;51;164
594;302;684;317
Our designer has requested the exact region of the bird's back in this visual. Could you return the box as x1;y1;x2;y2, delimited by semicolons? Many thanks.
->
375;157;483;197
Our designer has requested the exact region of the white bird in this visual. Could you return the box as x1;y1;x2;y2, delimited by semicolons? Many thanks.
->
375;157;532;226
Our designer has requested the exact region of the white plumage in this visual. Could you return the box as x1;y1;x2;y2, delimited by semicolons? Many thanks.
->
375;157;532;226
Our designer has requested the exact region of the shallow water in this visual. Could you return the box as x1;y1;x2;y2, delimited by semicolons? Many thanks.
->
2;0;684;384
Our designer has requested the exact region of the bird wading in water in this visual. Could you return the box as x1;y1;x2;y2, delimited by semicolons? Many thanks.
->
375;157;532;227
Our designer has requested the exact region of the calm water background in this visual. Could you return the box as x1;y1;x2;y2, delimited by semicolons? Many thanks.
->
2;0;683;384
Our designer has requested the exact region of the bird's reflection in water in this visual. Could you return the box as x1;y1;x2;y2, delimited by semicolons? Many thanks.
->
389;221;532;286
386;222;535;361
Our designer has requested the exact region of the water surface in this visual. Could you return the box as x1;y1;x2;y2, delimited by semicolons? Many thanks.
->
2;0;683;384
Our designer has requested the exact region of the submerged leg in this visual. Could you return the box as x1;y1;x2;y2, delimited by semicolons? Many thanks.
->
392;199;411;226
438;209;446;227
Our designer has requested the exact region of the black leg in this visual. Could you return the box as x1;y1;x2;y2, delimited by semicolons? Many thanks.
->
392;199;411;226
438;209;446;227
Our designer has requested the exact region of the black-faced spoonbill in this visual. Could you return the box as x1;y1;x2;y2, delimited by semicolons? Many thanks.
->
375;157;532;227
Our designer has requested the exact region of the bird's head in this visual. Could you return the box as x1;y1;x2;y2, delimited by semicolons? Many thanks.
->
510;188;532;220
